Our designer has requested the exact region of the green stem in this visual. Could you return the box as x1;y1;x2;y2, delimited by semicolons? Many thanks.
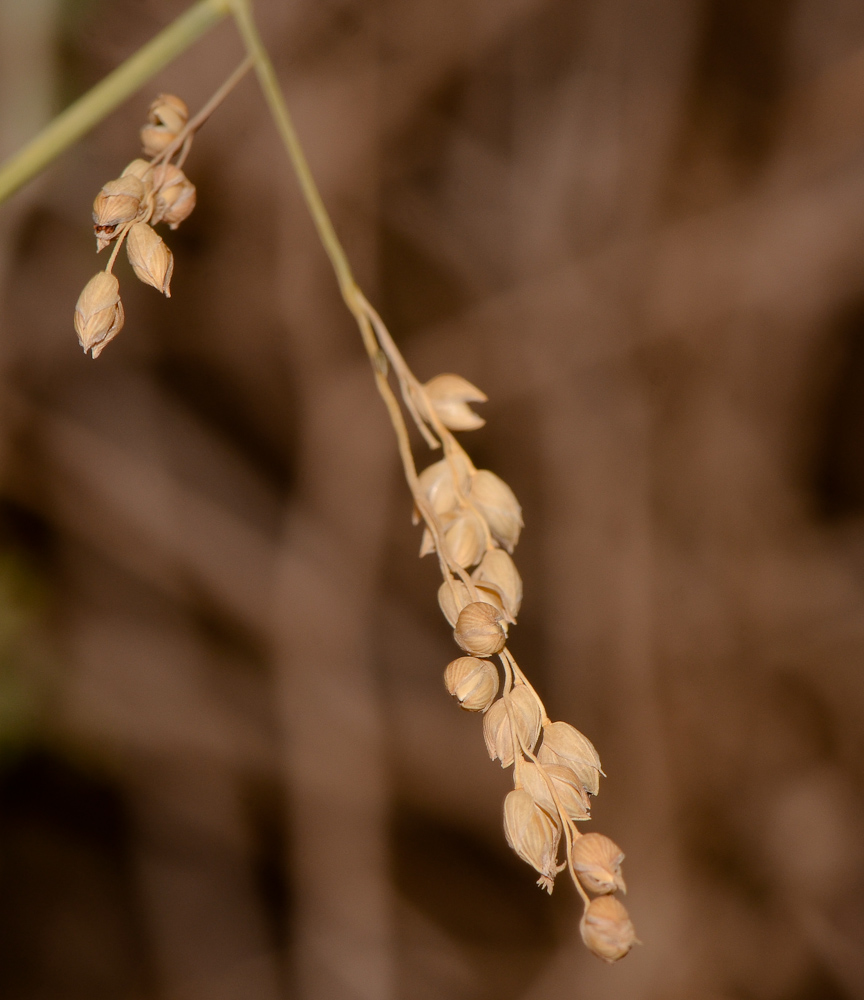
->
0;0;230;205
229;0;357;303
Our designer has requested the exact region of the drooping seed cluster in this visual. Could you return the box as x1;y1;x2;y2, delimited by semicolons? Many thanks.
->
73;94;197;358
399;369;637;963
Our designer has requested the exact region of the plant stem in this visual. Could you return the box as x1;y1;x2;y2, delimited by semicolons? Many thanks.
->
0;0;230;205
228;0;356;303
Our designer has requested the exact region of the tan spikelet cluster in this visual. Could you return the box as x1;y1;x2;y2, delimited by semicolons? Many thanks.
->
348;291;637;962
74;94;197;358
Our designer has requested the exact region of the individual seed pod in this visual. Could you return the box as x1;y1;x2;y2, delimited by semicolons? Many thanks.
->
421;373;487;431
92;175;147;250
454;602;506;656
73;272;124;358
418;451;473;517
509;685;542;754
469;470;523;552
438;579;471;627
472;580;507;619
140;93;189;157
503;789;561;893
120;158;155;194
444;511;486;568
543;763;592;821
579;895;636;963
126;223;174;296
483;698;514;766
570;832;626;894
483;687;541;765
444;656;499;712
538;745;600;797
151;163;196;229
519;761;556;816
540;720;602;773
473;548;522;620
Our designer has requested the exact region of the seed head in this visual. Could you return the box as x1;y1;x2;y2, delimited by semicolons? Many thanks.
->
580;895;636;963
444;656;499;712
151;163;197;229
126;223;174;296
503;789;561;892
422;373;487;431
74;272;124;358
570;832;626;894
469;470;523;552
141;93;189;157
92;175;146;250
454;601;506;656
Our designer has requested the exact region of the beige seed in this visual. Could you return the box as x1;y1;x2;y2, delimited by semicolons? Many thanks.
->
519;761;556;815
454;601;505;656
151;163;196;229
141;93;189;157
503;789;561;893
473;548;522;620
126;223;174;296
483;686;541;765
570;832;626;894
438;579;471;626
469;470;523;552
444;656;498;712
73;272;124;358
422;373;487;430
444;511;486;568
543;763;592;821
540;720;602;774
92;175;146;250
580;895;636;963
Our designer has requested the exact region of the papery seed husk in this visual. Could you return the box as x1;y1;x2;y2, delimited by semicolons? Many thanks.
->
423;373;487;431
418;459;462;517
140;126;176;157
509;685;542;755
92;175;146;249
469;470;523;552
580;895;636;963
537;741;601;797
503;789;561;891
483;698;514;766
438;579;471;626
121;158;154;191
444;656;498;712
541;720;602;772
126;222;173;296
543;763;592;820
419;527;436;558
473;581;507;621
570;832;626;894
453;601;506;657
473;549;522;620
444;511;486;568
520;761;556;815
147;93;189;131
74;272;124;357
151;163;196;228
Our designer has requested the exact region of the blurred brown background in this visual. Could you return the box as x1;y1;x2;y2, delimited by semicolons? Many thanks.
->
2;0;864;997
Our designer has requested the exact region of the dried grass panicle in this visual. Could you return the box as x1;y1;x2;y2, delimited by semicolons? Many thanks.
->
361;319;638;962
73;82;214;356
348;310;638;956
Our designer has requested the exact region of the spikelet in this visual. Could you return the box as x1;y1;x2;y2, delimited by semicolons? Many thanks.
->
570;833;626;894
473;548;522;620
421;373;487;430
454;602;506;656
483;686;542;765
444;657;499;712
580;896;637;963
74;272;124;358
469;470;523;552
503;789;561;893
126;223;174;296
